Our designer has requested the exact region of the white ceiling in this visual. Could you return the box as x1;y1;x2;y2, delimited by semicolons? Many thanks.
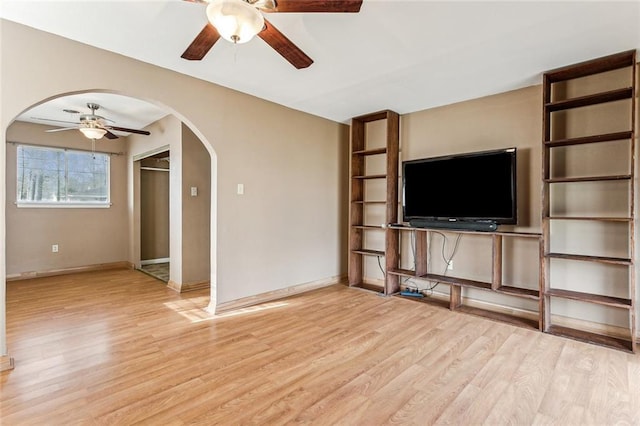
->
2;0;639;126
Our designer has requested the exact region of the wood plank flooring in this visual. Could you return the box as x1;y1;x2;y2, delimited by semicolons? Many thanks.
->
1;268;640;424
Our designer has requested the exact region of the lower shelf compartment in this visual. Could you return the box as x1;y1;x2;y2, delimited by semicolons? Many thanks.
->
388;269;539;299
394;286;540;331
395;293;450;310
546;325;634;353
455;305;540;331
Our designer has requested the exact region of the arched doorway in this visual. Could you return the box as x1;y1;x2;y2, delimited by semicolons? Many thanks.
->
2;91;218;366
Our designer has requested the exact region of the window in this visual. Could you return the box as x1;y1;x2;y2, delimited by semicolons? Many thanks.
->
17;145;110;207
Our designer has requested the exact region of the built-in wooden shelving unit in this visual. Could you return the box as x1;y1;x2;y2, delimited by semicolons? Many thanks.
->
346;51;637;353
541;49;637;352
348;110;400;294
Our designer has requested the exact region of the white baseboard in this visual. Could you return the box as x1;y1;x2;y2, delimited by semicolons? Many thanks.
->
167;279;209;293
0;355;15;372
6;261;133;281
215;274;346;314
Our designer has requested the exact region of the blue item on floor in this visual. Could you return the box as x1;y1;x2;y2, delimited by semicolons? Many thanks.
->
400;290;423;298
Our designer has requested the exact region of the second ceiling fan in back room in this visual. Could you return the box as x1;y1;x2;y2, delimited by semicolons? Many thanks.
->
181;0;363;69
32;103;151;140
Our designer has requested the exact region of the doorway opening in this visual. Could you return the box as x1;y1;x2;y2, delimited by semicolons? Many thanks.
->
138;150;170;283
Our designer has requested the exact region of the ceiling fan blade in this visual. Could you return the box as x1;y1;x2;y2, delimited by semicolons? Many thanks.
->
259;19;313;69
32;117;80;125
106;126;151;136
104;130;119;140
45;127;77;133
181;23;221;60
269;0;362;13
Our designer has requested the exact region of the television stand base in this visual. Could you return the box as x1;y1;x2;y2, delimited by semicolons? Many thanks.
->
408;220;498;232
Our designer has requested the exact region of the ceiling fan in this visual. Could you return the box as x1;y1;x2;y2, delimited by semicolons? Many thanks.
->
32;103;151;140
181;0;363;69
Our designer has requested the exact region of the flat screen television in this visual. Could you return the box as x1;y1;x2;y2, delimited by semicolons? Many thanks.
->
402;147;517;230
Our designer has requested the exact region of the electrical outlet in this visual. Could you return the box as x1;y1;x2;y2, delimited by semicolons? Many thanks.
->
52;244;59;253
237;183;244;195
447;260;453;270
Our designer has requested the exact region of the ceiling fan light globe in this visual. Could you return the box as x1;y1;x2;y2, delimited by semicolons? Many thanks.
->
206;0;264;44
79;127;107;140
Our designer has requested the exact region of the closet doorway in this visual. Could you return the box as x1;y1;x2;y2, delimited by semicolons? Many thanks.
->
139;150;170;282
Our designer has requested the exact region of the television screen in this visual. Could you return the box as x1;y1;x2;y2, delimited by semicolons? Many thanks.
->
402;148;517;226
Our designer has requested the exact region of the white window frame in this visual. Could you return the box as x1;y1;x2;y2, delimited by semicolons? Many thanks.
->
16;144;111;208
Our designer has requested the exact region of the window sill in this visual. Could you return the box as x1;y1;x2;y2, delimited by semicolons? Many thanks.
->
16;202;112;209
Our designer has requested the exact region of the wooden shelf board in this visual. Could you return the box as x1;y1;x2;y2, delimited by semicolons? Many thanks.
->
496;286;540;300
352;110;394;123
351;200;387;205
352;174;387;180
545;87;632;112
351;282;384;293
425;273;492;290
352;225;385;230
388;226;541;238
545;174;631;184
545;131;633;147
388;268;418;278
455;305;540;331
546;325;633;353
546;288;632;309
353;147;387;156
546;252;632;266
546;216;632;222
544;50;636;83
351;249;385;257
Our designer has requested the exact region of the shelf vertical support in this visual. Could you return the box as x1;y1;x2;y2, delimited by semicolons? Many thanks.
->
385;111;400;295
539;237;548;331
629;54;636;352
415;230;428;276
349;118;365;286
450;285;462;310
541;70;552;333
491;234;503;290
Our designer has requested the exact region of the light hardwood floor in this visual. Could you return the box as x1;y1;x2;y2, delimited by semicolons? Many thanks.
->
1;268;639;425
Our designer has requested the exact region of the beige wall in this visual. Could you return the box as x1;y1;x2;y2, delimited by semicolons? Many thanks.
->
181;124;211;285
401;86;542;230
5;121;129;277
0;20;348;356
